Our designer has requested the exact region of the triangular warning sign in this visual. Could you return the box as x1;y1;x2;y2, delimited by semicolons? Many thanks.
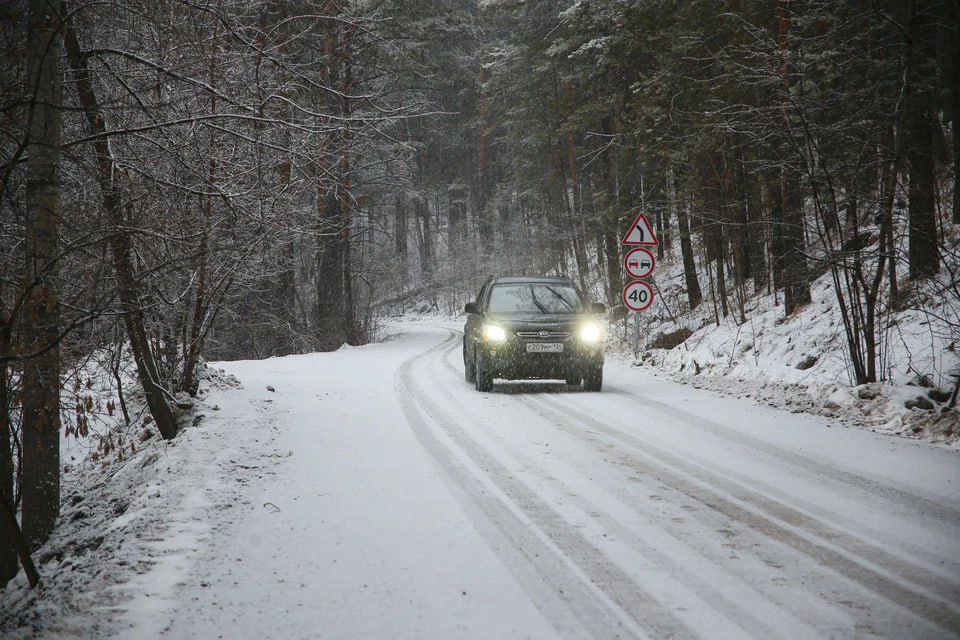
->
621;211;659;246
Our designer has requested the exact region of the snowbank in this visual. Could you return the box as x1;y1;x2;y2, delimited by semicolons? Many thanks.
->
619;238;959;448
0;363;274;638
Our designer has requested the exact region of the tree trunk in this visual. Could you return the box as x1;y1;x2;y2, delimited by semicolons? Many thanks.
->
648;174;667;261
181;30;218;393
1;323;17;583
395;192;408;274
954;75;959;225
769;176;785;295
20;0;62;548
780;171;811;314
565;131;590;292
873;140;900;306
705;170;729;318
674;173;702;310
316;179;344;349
63;12;178;441
904;0;940;278
417;194;433;277
599;117;622;304
906;100;940;279
949;0;959;225
732;151;753;285
746;171;767;293
776;0;811;315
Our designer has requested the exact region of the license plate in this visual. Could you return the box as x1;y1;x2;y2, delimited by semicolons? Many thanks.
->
526;342;563;353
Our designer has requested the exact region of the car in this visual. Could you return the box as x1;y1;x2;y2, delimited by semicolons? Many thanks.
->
463;276;606;392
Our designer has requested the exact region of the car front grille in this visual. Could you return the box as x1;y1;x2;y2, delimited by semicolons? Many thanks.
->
516;331;570;340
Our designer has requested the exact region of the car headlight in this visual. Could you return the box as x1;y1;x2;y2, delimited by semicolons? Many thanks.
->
579;322;603;342
482;324;507;343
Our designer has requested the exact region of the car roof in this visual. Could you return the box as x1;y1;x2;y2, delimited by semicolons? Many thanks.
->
490;276;576;285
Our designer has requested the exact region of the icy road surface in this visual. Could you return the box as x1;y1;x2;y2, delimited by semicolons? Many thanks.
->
162;323;959;639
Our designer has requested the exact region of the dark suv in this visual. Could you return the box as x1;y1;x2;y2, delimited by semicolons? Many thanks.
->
463;276;606;392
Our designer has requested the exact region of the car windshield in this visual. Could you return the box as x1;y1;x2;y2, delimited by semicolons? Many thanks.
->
487;283;583;314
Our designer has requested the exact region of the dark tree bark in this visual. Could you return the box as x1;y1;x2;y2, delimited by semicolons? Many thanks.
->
181;27;218;394
769;175;785;295
395;192;408;268
775;0;811;315
20;0;62;548
674;173;702;310
780;172;811;314
477;68;495;257
1;321;17;583
0;495;39;588
599;117;622;304
564;132;590;292
745;167;767;293
448;188;466;249
947;0;960;225
317;181;344;349
315;4;356;349
648;174;667;261
704;168;729;317
732;151;753;286
417;193;433;277
63;14;178;440
905;3;940;279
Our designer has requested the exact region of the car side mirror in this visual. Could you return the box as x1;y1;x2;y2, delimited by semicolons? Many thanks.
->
464;302;480;315
590;302;606;314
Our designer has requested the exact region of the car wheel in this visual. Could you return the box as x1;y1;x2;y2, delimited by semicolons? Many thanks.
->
565;376;581;386
464;341;475;383
583;365;603;392
475;349;493;392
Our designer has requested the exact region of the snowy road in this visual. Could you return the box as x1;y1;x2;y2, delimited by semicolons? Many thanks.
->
163;323;960;639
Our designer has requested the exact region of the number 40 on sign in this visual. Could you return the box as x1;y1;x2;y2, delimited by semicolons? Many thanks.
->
622;280;654;312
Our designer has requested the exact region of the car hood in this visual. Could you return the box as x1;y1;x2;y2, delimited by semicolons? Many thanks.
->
485;313;586;331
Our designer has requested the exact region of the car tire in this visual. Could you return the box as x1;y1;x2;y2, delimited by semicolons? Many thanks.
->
583;365;603;392
464;341;476;383
475;350;493;392
565;376;581;386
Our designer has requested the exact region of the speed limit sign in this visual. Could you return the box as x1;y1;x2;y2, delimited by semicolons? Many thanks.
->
622;280;654;312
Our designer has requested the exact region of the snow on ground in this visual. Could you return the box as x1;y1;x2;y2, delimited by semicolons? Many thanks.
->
2;321;958;639
588;225;960;448
0;364;275;639
620;256;959;446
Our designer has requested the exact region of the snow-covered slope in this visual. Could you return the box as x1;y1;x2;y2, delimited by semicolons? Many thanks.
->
614;234;959;447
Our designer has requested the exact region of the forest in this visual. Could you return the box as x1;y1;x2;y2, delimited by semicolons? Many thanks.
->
2;0;958;591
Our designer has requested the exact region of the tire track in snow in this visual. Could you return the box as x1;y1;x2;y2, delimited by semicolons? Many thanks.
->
521;393;960;637
543;390;960;594
398;329;696;640
558;386;960;584
436;335;890;636
429;345;808;638
439;329;960;636
596;384;960;526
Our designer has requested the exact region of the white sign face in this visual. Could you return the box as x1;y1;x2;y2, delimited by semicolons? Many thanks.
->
622;280;654;312
623;247;655;279
621;212;659;246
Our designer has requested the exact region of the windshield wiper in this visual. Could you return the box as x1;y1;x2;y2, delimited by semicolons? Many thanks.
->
528;286;550;314
544;286;575;311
